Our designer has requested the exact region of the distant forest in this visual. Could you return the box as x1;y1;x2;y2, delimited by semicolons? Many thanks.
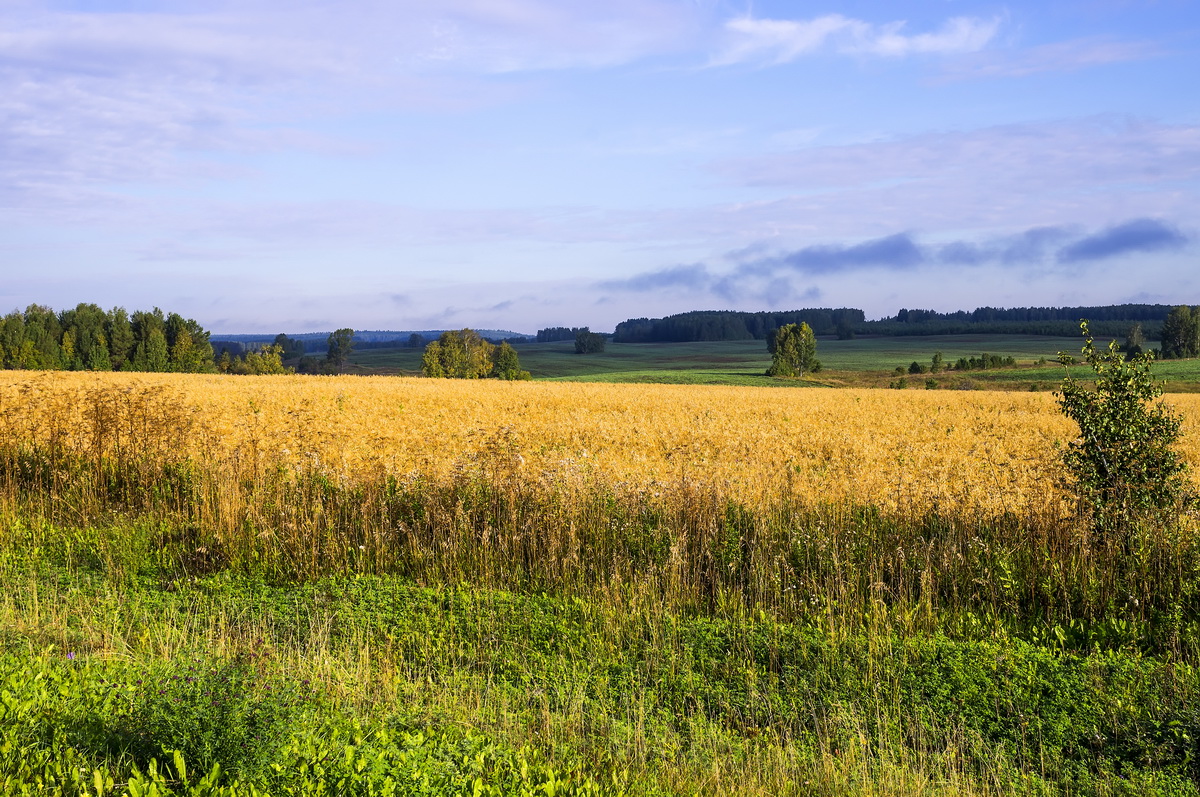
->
613;309;865;343
611;304;1177;343
867;304;1173;338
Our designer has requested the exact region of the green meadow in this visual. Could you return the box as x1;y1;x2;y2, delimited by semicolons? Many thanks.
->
347;334;1200;390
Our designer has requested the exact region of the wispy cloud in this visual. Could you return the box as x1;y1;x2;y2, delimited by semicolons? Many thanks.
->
0;8;349;210
718;117;1200;192
0;0;701;211
707;117;1200;238
712;13;1000;66
942;37;1163;80
402;0;700;72
15;112;1195;272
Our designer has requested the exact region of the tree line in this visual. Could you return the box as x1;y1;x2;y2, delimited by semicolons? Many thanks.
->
863;319;1164;338
0;304;357;376
892;303;1173;324
536;327;583;343
867;304;1177;338
532;327;607;354
1;304;214;373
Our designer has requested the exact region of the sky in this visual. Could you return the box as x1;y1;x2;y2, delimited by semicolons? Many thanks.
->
1;0;1198;334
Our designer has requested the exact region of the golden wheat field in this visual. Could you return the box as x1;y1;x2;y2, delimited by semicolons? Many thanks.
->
4;370;1200;516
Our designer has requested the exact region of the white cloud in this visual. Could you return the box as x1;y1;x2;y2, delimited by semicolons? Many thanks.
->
713;13;1000;66
714;15;859;65
865;16;1000;57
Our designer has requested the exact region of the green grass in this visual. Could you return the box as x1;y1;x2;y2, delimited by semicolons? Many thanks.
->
5;555;1200;795
348;336;1200;391
810;334;1079;371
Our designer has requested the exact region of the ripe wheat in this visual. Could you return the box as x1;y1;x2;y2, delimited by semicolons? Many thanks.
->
4;371;1197;516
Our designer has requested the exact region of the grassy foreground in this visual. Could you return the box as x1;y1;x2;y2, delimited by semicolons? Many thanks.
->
2;375;1200;794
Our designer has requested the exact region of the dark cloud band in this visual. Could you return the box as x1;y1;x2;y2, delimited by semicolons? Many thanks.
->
598;218;1192;300
1057;218;1188;263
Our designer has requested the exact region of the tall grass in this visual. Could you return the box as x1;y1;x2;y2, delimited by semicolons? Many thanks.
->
2;378;1198;656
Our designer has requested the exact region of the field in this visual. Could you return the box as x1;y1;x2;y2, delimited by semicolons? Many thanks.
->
347;335;1200;391
4;371;1200;794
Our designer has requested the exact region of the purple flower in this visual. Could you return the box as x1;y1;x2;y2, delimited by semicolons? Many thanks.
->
66;652;76;660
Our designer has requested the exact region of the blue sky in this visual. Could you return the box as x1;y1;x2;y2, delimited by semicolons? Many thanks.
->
2;0;1197;334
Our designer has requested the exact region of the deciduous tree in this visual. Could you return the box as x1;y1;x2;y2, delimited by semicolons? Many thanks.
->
326;328;355;373
106;308;134;370
574;328;606;354
422;329;510;379
766;323;820;377
273;333;306;360
492;341;531;380
231;344;292;375
1123;323;1145;359
1160;306;1199;359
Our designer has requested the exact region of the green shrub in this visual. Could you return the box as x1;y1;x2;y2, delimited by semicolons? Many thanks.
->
1057;320;1192;537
